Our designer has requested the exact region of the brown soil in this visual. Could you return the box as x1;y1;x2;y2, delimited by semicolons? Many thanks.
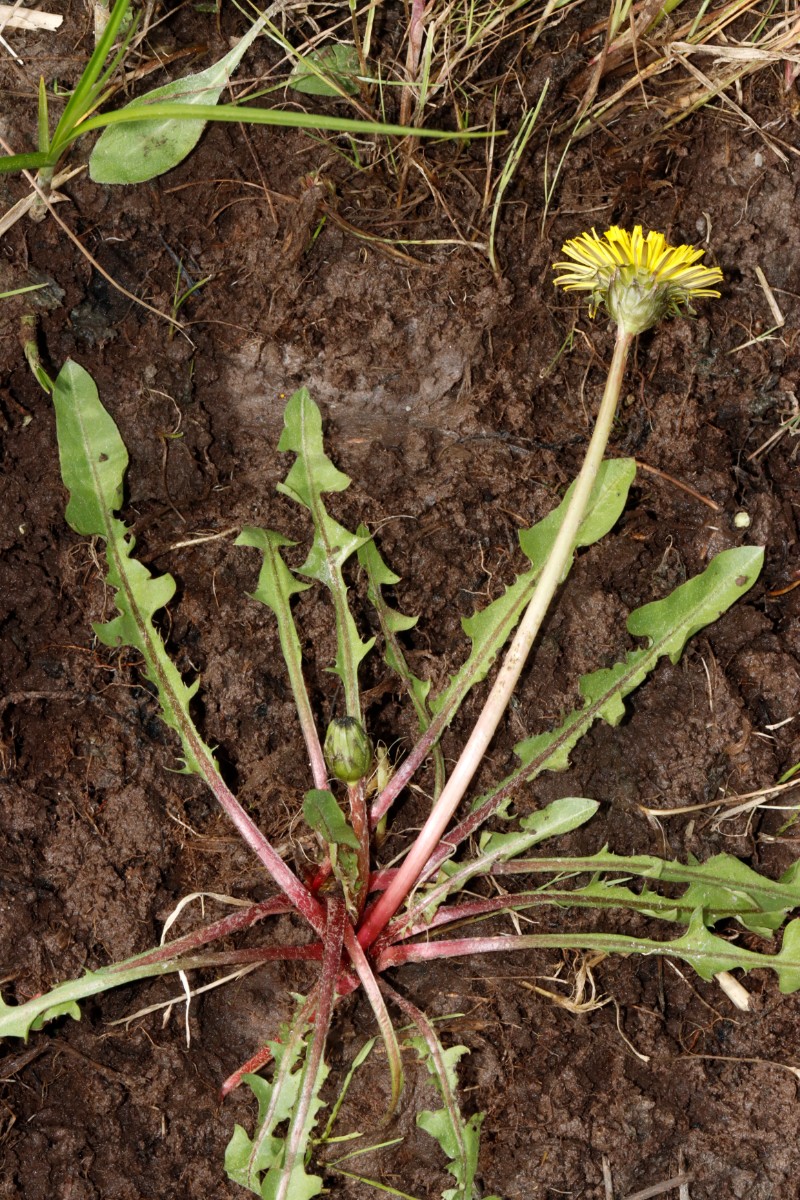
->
2;6;800;1199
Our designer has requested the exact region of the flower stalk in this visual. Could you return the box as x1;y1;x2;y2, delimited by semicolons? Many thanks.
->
358;224;725;948
358;325;634;948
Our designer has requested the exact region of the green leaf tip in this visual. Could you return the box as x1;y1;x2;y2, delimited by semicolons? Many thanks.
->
627;545;764;660
303;789;361;851
289;43;361;97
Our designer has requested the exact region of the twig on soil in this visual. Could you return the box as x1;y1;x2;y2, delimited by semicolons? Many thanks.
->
681;1050;800;1083
622;1175;694;1200
637;777;800;820
602;1156;614;1200
164;527;240;552
0;165;84;238
714;971;751;1011
635;460;721;512
754;266;786;329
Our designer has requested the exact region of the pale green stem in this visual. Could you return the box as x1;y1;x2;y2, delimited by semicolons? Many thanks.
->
358;326;634;948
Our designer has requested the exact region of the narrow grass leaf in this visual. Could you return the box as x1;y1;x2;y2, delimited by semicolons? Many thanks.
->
53;0;136;156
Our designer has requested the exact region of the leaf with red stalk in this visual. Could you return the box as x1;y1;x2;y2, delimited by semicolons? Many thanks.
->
22;341;800;1200
359;329;635;949
373;543;765;916
225;996;319;1195
342;926;405;1118
272;898;347;1200
375;919;800;994
50;360;326;936
375;797;597;949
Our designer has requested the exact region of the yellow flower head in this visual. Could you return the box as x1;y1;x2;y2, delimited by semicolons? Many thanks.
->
553;225;723;335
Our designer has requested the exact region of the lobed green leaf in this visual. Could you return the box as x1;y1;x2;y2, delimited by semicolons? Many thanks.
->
409;1036;487;1200
52;360;213;774
226;1010;327;1199
497;847;800;937
277;388;373;715
502;545;764;784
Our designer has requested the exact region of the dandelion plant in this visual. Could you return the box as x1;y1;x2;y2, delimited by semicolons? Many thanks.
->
4;229;795;1199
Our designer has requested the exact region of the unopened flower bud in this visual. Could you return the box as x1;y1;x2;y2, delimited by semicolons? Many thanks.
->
324;716;373;784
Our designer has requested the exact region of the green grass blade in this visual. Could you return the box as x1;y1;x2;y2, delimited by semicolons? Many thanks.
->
77;99;481;147
37;76;50;154
0;150;50;173
277;388;374;718
53;0;133;149
488;80;549;274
